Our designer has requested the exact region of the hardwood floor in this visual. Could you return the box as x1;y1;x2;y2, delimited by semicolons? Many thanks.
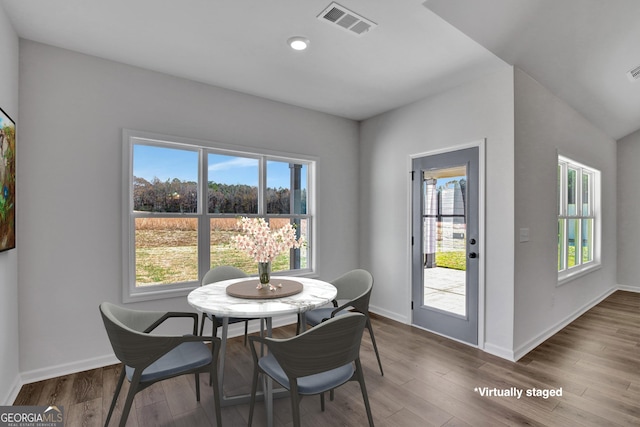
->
14;290;640;426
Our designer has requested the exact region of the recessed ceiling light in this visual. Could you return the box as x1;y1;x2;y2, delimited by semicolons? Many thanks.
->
287;36;310;51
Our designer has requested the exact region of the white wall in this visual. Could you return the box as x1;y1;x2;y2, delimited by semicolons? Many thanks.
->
513;69;617;358
359;67;516;358
0;3;20;405
18;40;360;380
617;128;640;290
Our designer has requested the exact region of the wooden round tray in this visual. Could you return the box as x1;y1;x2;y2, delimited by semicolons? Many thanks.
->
226;279;303;299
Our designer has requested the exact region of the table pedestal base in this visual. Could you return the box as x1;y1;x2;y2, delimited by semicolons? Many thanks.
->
217;314;307;427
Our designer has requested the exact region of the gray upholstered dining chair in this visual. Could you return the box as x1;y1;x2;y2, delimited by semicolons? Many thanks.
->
99;302;221;427
248;312;374;427
298;269;384;376
199;265;260;345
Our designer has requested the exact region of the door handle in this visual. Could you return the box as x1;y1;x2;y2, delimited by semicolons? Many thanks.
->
468;252;477;259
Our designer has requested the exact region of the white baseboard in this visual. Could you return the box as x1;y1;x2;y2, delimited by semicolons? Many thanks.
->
16;289;640;388
2;374;22;406
512;287;620;361
483;343;516;361
369;304;408;324
616;284;640;293
18;314;300;387
20;354;120;386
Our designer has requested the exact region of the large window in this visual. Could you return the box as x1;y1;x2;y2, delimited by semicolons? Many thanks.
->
123;130;314;301
557;155;600;283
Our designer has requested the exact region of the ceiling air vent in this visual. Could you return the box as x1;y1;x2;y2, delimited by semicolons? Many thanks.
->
627;65;640;82
318;2;377;36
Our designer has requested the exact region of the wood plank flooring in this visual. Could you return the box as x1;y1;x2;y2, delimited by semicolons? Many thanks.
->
14;290;640;426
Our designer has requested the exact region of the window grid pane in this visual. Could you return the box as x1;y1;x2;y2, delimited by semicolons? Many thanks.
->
266;161;308;215
567;218;579;268
582;218;593;263
557;156;599;276
558;219;566;271
558;164;563;216
207;153;258;214
582;172;592;216
134;217;198;286
133;145;198;213
127;134;314;296
567;167;577;216
209;216;309;275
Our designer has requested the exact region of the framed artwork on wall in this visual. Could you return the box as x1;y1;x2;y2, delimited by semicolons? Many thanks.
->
0;107;15;252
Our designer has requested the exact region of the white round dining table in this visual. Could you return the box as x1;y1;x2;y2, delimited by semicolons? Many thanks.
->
187;276;337;427
187;276;337;319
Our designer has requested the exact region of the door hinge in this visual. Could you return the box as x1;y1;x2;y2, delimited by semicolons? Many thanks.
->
411;301;414;310
411;236;414;246
410;170;415;181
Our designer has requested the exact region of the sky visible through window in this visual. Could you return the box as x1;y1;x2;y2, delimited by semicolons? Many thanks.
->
134;145;304;190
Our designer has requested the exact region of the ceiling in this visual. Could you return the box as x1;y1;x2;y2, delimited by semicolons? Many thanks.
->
2;0;638;140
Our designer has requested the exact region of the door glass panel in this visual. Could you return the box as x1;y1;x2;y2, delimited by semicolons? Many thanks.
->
422;166;467;316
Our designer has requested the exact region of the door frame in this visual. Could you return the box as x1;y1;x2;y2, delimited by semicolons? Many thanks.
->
407;139;486;349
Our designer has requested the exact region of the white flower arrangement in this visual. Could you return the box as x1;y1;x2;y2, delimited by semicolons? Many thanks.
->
232;217;304;290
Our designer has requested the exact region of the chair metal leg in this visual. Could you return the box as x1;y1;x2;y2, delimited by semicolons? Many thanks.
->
210;341;223;427
210;323;217;386
104;368;126;427
247;365;260;427
199;314;207;336
290;384;302;427
118;372;141;427
366;317;384;376
355;360;375;427
195;373;201;401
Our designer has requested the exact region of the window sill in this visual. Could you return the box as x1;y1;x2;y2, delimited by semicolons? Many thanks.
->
124;269;317;303
557;263;601;286
124;282;198;303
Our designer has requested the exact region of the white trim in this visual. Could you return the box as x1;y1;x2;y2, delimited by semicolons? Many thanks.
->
407;139;486;348
408;140;485;160
483;343;516;361
411;322;480;348
557;153;601;283
17;316;298;386
20;354;119;386
512;287;617;361
1;374;22;406
617;284;640;292
14;287;639;385
477;140;486;349
557;263;602;286
369;305;409;324
121;128;318;303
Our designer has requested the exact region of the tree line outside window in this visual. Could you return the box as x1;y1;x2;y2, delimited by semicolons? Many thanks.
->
133;176;306;215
